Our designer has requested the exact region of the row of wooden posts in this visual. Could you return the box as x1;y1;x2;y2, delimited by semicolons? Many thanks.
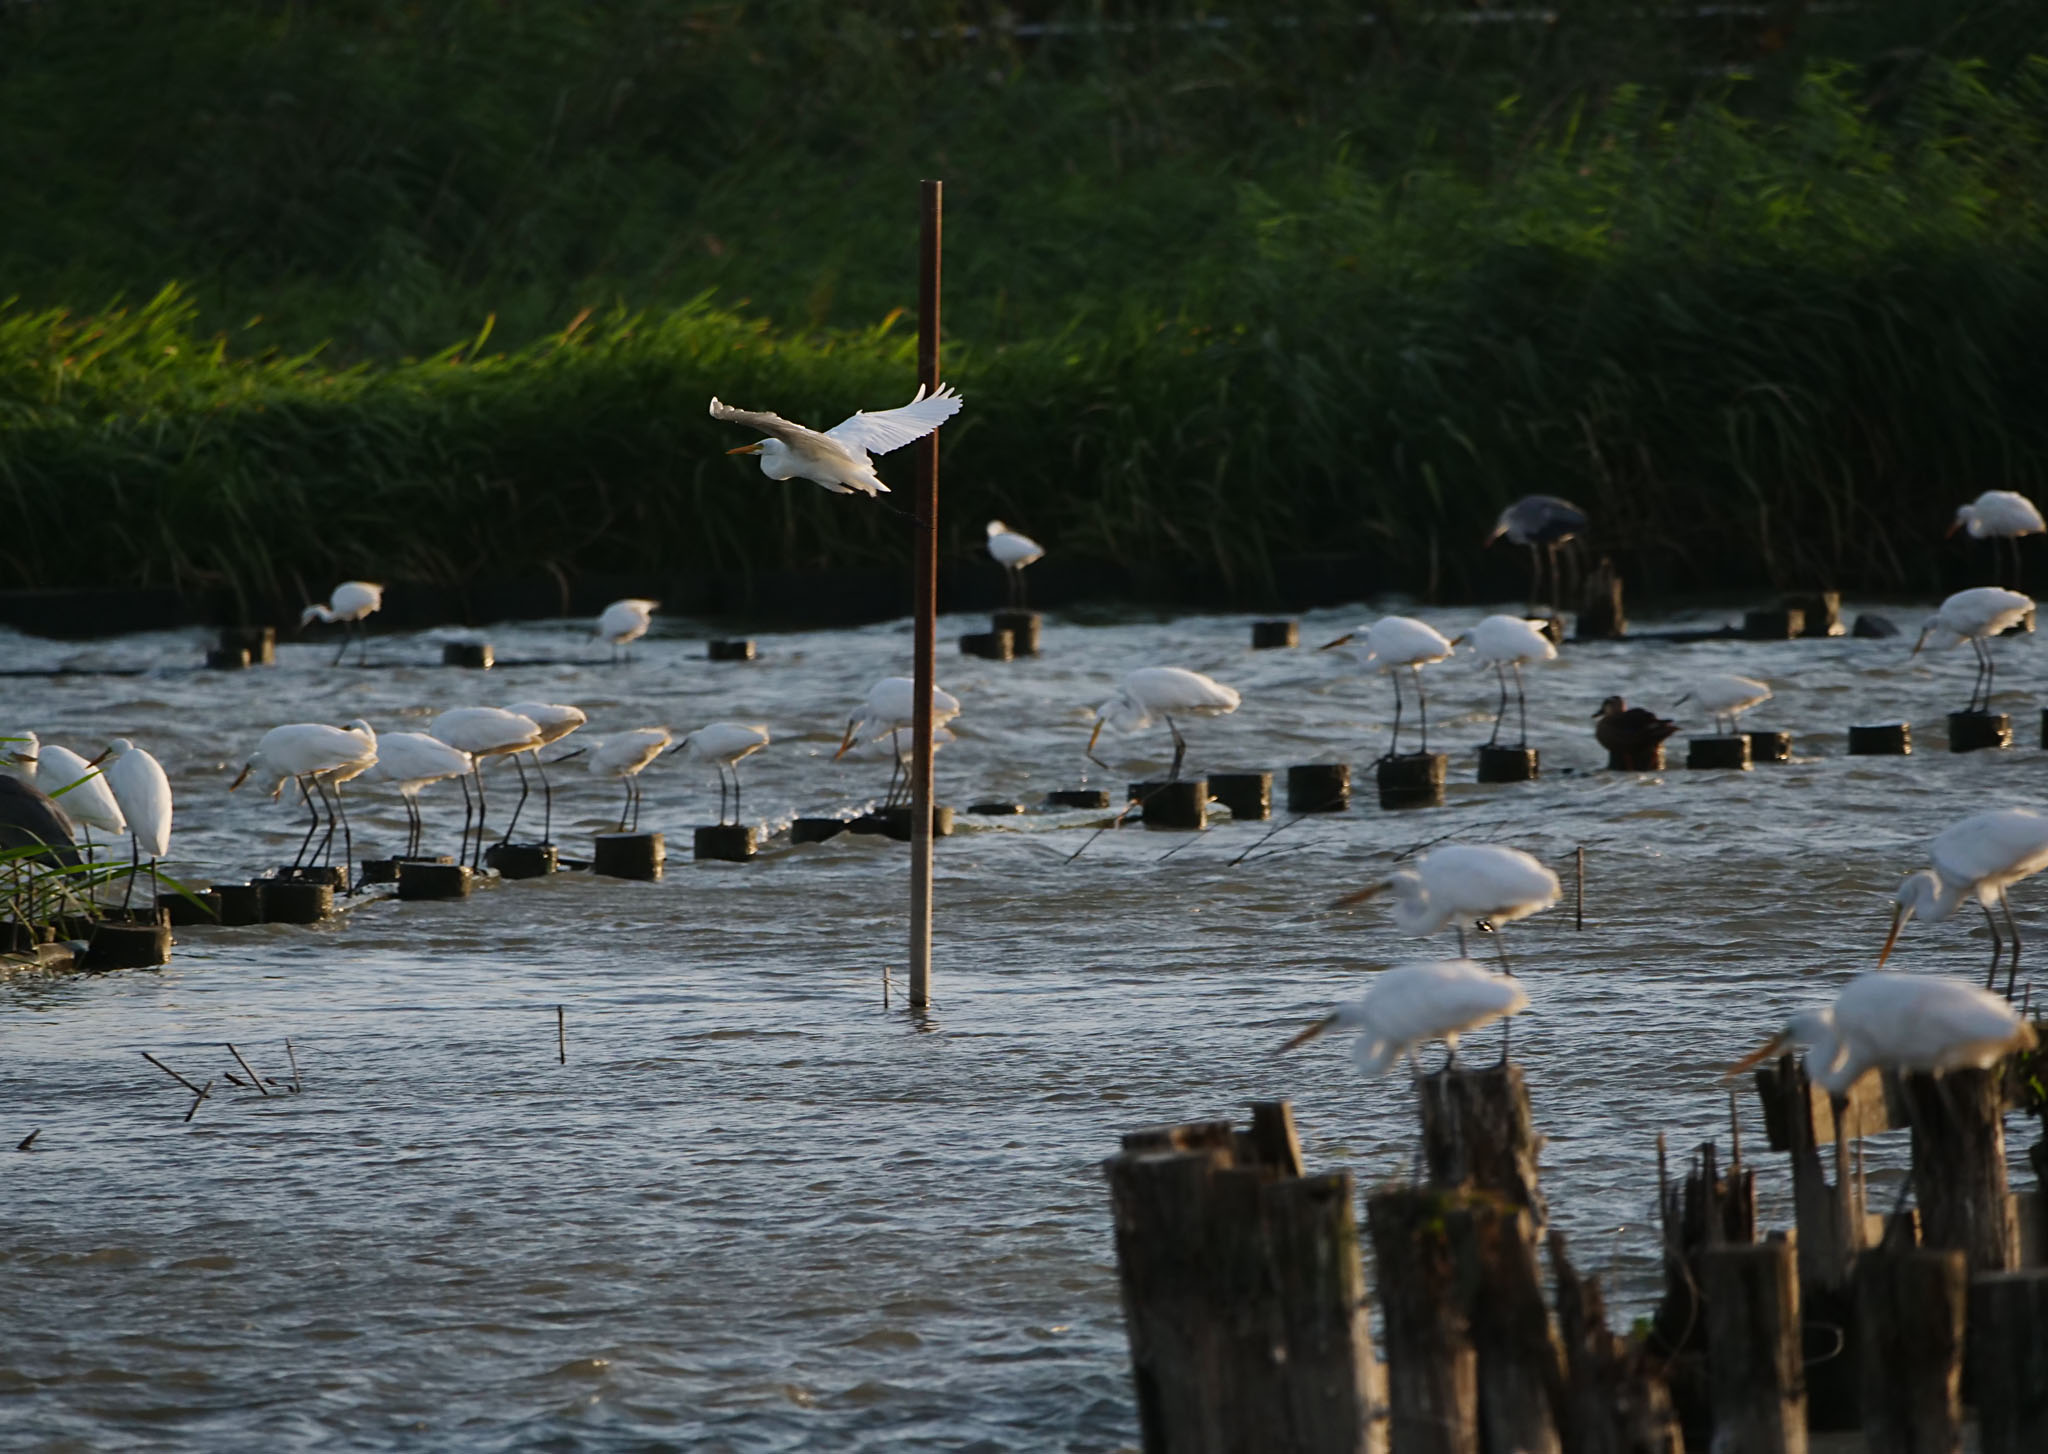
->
1105;1056;2048;1451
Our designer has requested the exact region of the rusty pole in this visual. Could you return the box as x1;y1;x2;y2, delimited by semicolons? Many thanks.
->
908;180;942;1010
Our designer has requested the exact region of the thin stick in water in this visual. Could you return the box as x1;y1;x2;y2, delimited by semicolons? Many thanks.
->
225;1042;269;1097
17;1128;39;1151
883;965;892;1010
1226;812;1309;868
142;1051;205;1098
1728;1088;1742;1169
286;1038;302;1094
557;1005;566;1065
1575;845;1585;930
183;1078;213;1123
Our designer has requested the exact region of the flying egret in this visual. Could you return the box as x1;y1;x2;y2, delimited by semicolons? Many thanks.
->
1676;674;1773;736
430;709;543;869
231;721;381;872
1087;667;1241;782
986;520;1045;607
1913;587;2034;712
369;732;474;859
98;740;171;910
588;729;673;832
596;599;658;664
301;581;384;667
500;701;588;844
711;383;964;497
1593;696;1678;763
0;774;78;867
1879;807;2048;995
671;723;771;825
33;741;125;857
1321;617;1453;758
836;677;963;806
1950;490;2044;588
1485;495;1588;610
1281;960;1531;1074
1451;616;1557;747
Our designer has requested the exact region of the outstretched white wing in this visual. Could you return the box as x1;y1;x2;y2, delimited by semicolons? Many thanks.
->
708;398;838;452
825;383;963;458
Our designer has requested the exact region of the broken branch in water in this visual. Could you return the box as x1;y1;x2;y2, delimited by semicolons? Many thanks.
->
224;1043;270;1097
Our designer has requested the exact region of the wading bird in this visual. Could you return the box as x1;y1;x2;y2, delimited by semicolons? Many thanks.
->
589;729;673;833
672;723;771;825
712;383;963;497
1593;696;1678;765
1879;807;2048;995
500;701;587;844
429;709;543;869
596;599;658;664
98;739;171;910
1451;616;1556;747
1485;495;1588;611
1322;617;1453;758
32;740;126;857
1334;843;1562;971
1676;674;1774;737
986;521;1045;607
369;732;474;859
1950;490;2044;588
836;678;963;806
1087;667;1240;782
300;581;384;667
1281;960;1531;1075
1913;587;2034;712
231;721;378;876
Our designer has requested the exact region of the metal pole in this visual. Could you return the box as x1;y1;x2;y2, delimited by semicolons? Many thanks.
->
908;179;942;1011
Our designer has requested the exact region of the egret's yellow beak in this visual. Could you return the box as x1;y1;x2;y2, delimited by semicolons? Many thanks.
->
1331;880;1389;911
229;762;252;792
86;749;109;767
832;723;858;761
1724;1031;1792;1083
1482;524;1507;548
1087;719;1105;756
1281;1013;1339;1052
726;443;763;456
1910;628;1931;658
1946;518;1964;539
1878;902;1909;967
1317;632;1355;651
1448;633;1468;648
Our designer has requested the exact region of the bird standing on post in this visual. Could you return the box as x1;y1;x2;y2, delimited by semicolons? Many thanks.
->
1485;495;1588;612
1913;587;2034;713
1280;960;1531;1074
27;739;127;858
429;708;543;868
836;677;962;807
985;521;1044;608
1321;617;1453;759
1451;616;1557;747
587;729;674;833
300;581;384;667
499;701;587;845
1592;696;1679;766
711;384;963;497
98;739;171;911
1676;674;1774;737
671;723;771;826
595;599;658;664
1086;667;1240;782
231;721;380;873
1880;807;2048;996
369;732;474;859
1950;490;2044;588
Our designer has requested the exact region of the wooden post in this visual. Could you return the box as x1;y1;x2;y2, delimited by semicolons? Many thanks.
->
1366;1187;1477;1454
1856;1246;1965;1454
1900;1067;2017;1272
1970;1269;2048;1453
1575;557;1626;639
908;179;942;1012
1701;1239;1806;1454
1649;1140;1755;1441
1416;1063;1544;1230
1444;1199;1563;1454
1548;1233;1684;1454
1106;1102;1388;1454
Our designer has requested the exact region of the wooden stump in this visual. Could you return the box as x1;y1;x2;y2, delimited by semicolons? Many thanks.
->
1129;779;1206;830
1046;788;1112;810
1376;752;1446;810
1970;1269;2048;1453
1549;1234;1684;1453
1576;558;1626;640
1948;710;2011;752
1367;1187;1478;1454
959;628;1014;661
992;610;1041;655
1286;763;1351;813
218;625;275;665
1743;607;1805;640
1206;771;1272;821
484;842;557;879
205;646;251;670
592;831;665;880
968;800;1026;816
707;638;756;661
1856;1246;1965;1454
1417;1063;1545;1229
259;880;332;923
442;641;493;669
1702;1240;1806;1454
1746;730;1793;764
1686;735;1752;771
1900;1067;2017;1272
1848;723;1911;756
1607;743;1665;771
1251;619;1299;649
212;883;264;925
1783;592;1842;637
790;817;847;844
397;861;470;900
1443;1199;1563;1454
693;824;757;862
81;921;172;969
1476;745;1538;783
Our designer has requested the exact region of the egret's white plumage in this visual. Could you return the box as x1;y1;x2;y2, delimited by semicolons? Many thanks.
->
301;581;384;667
1881;807;2048;990
1730;972;2036;1098
836;677;962;807
986;520;1045;606
503;702;588;748
1951;491;2044;542
1452;616;1556;747
1914;587;2034;713
1281;960;1531;1075
371;731;474;858
588;728;674;832
2;730;38;783
101;740;171;860
712;384;963;496
1088;666;1241;780
1336;844;1563;963
232;722;378;798
1678;674;1774;736
596;599;657;661
675;722;772;825
38;743;126;837
430;709;543;866
1324;616;1455;756
496;701;589;844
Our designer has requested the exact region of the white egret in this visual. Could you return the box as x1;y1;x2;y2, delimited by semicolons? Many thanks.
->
1913;587;2034;712
1880;807;2048;994
1087;667;1241;782
300;580;384;667
369;732;474;859
231;720;377;876
1593;696;1679;763
500;701;588;844
1281;960;1531;1074
986;520;1045;607
1950;490;2044;587
429;709;543;868
712;383;963;497
1675;674;1773;736
1321;617;1454;757
1485;495;1588;610
98;740;171;910
588;729;673;832
596;599;658;664
1451;616;1557;747
1334;843;1562;971
35;742;126;856
1;731;37;783
835;677;963;806
671;723;771;825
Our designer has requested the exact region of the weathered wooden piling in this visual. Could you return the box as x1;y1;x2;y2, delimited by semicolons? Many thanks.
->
1784;592;1843;637
1286;763;1350;814
1443;1197;1564;1454
157;890;217;926
1650;1138;1757;1439
1743;607;1805;640
1366;1187;1478;1454
1548;1233;1685;1453
1856;1246;1965;1454
212;883;264;925
1251;619;1299;650
993;609;1041;655
1900;1067;2017;1272
259;879;333;923
280;864;348;890
959;628;1013;661
82;918;172;969
791;816;849;843
855;804;955;841
707;638;757;661
1970;1269;2048;1453
967;800;1025;816
1575;558;1626;640
1047;787;1112;810
1947;709;2011;752
363;853;454;886
1376;753;1446;810
442;641;493;669
1746;730;1793;763
2041;706;2048;750
1417;1062;1545;1227
484;842;558;879
397;861;470;899
218;625;276;665
1701;1238;1806;1454
1476;745;1538;783
693;824;757;862
206;646;251;670
1106;1103;1389;1454
592;831;665;880
1607;742;1666;771
1206;771;1272;821
1686;735;1753;770
1849;722;1911;755
1129;779;1207;831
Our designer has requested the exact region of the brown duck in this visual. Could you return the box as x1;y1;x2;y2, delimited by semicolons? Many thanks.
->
1594;696;1678;768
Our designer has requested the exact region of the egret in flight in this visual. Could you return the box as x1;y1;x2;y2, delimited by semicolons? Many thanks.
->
596;599;658;664
712;383;963;497
1451;616;1556;747
1913;587;2034;712
672;723;771;825
1485;495;1588;611
1087;667;1241;782
1322;617;1453;758
986;521;1045;607
1950;490;2044;588
1880;807;2048;994
369;732;474;859
1281;960;1530;1074
589;729;673;833
836;677;962;806
301;581;384;667
98;740;171;910
1676;674;1773;736
500;701;588;845
430;708;543;868
231;721;379;873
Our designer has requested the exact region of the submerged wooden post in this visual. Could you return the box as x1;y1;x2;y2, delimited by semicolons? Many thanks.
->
1970;1269;2048;1453
1367;1187;1477;1454
1701;1238;1806;1454
1650;1139;1756;1441
1901;1067;2017;1272
1106;1102;1388;1454
1416;1063;1545;1230
1548;1233;1684;1454
907;178;942;1012
1856;1246;1965;1454
1444;1198;1563;1454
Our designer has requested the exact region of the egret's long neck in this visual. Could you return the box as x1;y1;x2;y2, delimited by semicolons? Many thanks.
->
1385;875;1444;937
1924;873;1968;924
757;441;797;481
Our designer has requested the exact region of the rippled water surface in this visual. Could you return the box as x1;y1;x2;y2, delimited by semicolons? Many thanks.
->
4;600;2043;1450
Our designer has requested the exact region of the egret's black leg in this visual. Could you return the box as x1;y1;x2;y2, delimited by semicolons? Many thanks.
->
616;779;629;833
1455;923;1468;956
734;766;744;825
1985;635;1997;710
121;833;139;910
335;781;355;891
537;756;554;844
457;774;475;868
1167;716;1186;782
502;755;532;846
1387;669;1405;760
1982;899;2006;990
2002;891;2024;1000
311;776;338;866
471;766;489;870
1489;663;1506;747
293;776;320;869
1514;662;1530;747
1415;665;1430;755
331;631;348;668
